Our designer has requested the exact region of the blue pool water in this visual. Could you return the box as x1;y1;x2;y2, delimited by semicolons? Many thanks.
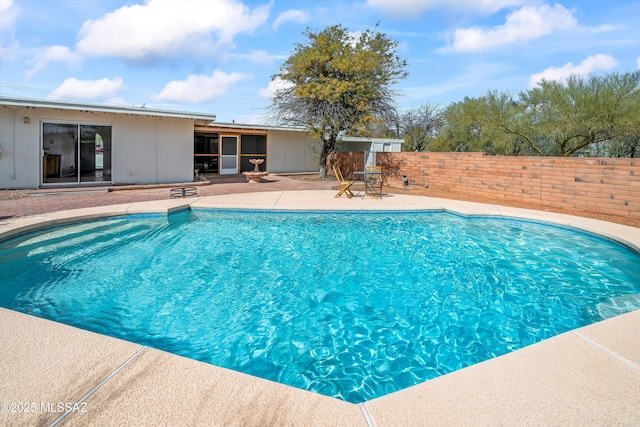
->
1;210;639;403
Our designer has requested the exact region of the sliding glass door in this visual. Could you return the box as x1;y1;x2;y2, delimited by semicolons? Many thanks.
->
42;122;112;184
42;123;77;183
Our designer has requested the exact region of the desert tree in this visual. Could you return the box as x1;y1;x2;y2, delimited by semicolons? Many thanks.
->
434;96;505;153
399;103;443;151
519;71;640;156
434;71;640;157
267;24;408;177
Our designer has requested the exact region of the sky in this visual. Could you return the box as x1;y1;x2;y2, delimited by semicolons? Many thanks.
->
1;0;639;124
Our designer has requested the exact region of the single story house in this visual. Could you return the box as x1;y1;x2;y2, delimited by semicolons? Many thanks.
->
0;97;402;189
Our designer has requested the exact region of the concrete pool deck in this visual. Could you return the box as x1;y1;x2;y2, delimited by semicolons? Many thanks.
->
0;190;639;426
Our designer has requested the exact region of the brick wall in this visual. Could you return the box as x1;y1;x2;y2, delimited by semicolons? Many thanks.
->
332;152;640;219
328;152;365;178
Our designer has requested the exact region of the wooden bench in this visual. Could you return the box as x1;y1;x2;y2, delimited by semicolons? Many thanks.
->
169;187;198;199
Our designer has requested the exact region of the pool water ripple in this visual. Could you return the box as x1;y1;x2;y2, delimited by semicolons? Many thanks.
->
1;210;639;403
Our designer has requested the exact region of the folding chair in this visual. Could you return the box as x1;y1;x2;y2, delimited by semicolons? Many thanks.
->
332;165;354;198
365;165;383;197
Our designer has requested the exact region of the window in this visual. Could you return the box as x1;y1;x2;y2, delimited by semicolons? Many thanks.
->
240;134;267;172
194;133;218;154
241;135;266;154
42;122;112;184
194;133;219;173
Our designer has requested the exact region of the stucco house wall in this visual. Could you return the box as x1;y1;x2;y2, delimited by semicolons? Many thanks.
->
264;133;402;173
267;129;320;173
1;98;404;189
113;115;194;185
0;107;37;189
0;102;202;189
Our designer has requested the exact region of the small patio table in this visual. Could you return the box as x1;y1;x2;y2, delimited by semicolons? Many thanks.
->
353;170;382;198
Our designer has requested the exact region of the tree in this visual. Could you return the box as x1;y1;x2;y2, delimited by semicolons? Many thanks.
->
480;90;542;156
435;96;509;154
521;71;640;156
356;107;402;139
433;71;640;157
399;103;443;151
268;24;408;177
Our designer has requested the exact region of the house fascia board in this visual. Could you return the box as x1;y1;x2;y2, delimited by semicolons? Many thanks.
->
204;121;308;133
204;123;404;144
0;97;217;122
340;136;404;144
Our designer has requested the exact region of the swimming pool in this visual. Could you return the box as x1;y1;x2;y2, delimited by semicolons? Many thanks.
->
1;209;639;403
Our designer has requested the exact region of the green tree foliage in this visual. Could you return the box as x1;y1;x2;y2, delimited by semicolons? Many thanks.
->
268;24;408;176
351;107;402;139
431;95;520;154
435;96;489;153
522;71;640;156
434;71;640;157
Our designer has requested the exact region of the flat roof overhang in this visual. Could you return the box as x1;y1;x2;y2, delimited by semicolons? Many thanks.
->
0;97;217;122
196;122;405;144
197;122;307;133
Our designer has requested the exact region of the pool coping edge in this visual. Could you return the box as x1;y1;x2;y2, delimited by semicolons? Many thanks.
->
1;191;639;426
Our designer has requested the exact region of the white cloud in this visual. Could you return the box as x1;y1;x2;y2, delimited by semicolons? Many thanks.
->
233;50;286;65
366;0;527;18
0;43;18;60
0;0;17;31
528;54;619;88
76;0;270;60
229;113;267;125
0;0;19;58
450;4;578;52
273;9;309;29
105;97;129;107
586;24;624;34
26;45;81;78
347;31;363;48
47;77;124;101
156;70;249;103
259;77;294;100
